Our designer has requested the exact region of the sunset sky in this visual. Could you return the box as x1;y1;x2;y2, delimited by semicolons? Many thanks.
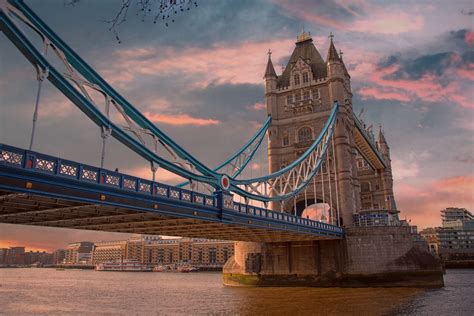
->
0;0;473;251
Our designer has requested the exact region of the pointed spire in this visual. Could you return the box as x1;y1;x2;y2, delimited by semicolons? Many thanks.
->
264;49;277;78
378;124;387;144
327;32;340;62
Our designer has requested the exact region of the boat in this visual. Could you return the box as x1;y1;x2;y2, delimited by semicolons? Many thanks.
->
177;265;199;273
153;265;165;272
95;259;152;272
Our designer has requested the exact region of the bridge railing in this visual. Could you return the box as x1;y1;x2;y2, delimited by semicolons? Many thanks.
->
0;143;217;208
232;201;342;233
0;143;343;234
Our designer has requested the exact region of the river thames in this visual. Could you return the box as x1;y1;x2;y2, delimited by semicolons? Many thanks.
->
0;268;472;315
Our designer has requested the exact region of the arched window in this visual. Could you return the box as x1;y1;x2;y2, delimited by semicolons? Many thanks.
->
298;127;312;143
294;74;300;85
302;72;309;83
361;182;371;193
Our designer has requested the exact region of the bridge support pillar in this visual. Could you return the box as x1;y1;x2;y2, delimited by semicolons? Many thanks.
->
223;227;444;287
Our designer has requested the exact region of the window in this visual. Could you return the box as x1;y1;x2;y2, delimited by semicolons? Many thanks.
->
287;95;293;104
302;72;309;83
283;135;289;146
303;91;310;100
209;248;217;264
313;88;321;99
223;249;229;262
294;74;300;85
298;127;312;143
361;182;370;193
375;182;380;190
295;92;301;102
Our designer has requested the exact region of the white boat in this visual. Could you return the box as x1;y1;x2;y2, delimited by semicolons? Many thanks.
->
95;259;152;272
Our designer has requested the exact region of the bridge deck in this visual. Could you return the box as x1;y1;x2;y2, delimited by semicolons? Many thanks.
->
0;144;343;242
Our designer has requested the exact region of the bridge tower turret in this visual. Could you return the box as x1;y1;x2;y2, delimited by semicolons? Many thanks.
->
261;31;361;226
325;34;361;226
264;50;278;115
377;126;397;212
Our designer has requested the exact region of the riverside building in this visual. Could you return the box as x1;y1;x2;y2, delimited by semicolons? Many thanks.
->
438;208;474;261
90;235;234;267
64;242;94;264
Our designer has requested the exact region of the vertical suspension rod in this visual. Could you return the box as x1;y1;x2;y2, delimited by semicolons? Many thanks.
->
29;44;49;150
327;147;333;225
331;133;341;226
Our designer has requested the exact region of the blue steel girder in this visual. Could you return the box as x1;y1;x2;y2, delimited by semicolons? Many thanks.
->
0;0;341;204
4;0;220;180
0;144;344;241
352;113;387;169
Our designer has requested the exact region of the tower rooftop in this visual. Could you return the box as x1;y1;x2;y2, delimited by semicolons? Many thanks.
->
277;31;327;87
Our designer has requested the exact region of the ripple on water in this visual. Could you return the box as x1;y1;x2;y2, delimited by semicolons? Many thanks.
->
0;269;472;315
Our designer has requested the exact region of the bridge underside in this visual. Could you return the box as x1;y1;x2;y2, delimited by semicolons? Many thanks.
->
0;191;335;242
0;144;343;242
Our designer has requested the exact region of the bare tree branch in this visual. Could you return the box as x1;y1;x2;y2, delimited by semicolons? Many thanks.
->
65;0;198;43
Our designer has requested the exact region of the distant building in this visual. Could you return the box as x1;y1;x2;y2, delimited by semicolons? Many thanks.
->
65;242;93;264
24;251;53;265
441;207;473;223
52;249;66;264
5;247;25;265
90;235;234;267
438;208;474;261
420;227;440;255
91;240;127;264
0;248;8;265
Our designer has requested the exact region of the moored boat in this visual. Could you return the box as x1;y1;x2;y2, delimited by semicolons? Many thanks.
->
177;265;199;273
95;259;152;272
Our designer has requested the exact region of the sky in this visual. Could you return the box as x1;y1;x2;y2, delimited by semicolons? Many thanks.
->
0;0;473;251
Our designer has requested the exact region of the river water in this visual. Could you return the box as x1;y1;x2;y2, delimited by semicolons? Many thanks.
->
0;269;472;315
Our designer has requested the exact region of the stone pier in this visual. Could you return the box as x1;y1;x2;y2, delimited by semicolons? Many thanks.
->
223;226;444;287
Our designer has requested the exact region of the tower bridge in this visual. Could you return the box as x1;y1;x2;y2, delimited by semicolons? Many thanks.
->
0;0;443;287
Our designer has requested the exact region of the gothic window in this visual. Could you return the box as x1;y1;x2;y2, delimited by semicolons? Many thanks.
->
313;88;321;99
375;182;380;191
294;74;300;85
361;182;371;193
295;92;301;102
303;91;310;100
298;127;312;143
282;135;289;146
302;72;309;83
287;95;293;104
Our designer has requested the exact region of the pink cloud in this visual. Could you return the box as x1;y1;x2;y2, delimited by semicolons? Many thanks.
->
351;12;423;35
102;38;295;87
250;162;261;171
358;87;410;102
465;31;474;45
457;63;474;81
395;175;474;229
144;112;220;126
251;102;266;110
271;0;424;35
356;63;473;109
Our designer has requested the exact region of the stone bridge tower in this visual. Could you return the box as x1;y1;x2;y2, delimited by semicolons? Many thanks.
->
265;31;360;226
223;32;443;288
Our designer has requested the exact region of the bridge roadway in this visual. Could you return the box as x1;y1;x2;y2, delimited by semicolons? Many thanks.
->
0;144;343;242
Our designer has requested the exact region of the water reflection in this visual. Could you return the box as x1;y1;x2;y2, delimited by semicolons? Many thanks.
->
0;269;430;315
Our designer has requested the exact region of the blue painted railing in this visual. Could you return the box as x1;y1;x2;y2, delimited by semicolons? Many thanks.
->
0;143;344;235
